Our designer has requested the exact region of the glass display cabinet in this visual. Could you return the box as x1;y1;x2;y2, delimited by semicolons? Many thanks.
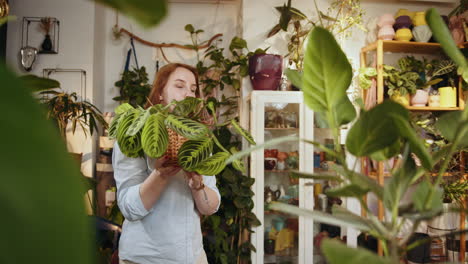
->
249;91;316;264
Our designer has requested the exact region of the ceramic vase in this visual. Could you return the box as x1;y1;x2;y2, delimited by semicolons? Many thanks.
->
410;90;429;106
395;9;414;20
394;15;412;30
41;34;53;52
377;14;395;40
412;25;432;42
428;95;440;107
395;28;413;42
439;87;457;107
248;54;283;90
412;11;427;26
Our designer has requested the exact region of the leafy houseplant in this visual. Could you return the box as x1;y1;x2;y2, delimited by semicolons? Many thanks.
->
113;66;152;108
383;64;418;105
22;75;107;139
230;8;468;264
109;97;255;176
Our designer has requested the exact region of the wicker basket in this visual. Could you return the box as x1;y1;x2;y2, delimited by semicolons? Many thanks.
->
164;128;187;167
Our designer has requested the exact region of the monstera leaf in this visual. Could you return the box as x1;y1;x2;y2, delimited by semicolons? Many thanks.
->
193;152;230;175
141;113;169;158
165;114;209;140
117;110;143;157
178;138;213;170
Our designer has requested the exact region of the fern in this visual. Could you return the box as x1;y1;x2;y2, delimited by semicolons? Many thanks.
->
231;119;256;145
165;114;208;140
126;108;151;136
141;113;169;158
178;138;213;170
192;151;229;175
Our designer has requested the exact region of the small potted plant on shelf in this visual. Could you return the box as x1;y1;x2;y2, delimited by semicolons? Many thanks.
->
109;97;255;175
383;64;418;106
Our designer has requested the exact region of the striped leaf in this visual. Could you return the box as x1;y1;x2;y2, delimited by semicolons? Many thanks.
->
165;114;208;140
231;119;256;145
117;110;142;157
172;97;203;116
178;138;213;170
141;113;169;158
108;113;123;139
115;103;134;115
126;108;151;136
193;152;230;175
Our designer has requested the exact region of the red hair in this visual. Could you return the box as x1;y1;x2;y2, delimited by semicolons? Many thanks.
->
145;63;199;108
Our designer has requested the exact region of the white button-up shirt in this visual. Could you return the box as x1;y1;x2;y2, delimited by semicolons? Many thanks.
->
113;143;220;264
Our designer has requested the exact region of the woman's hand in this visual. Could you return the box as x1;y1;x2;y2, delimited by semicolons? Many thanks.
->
186;171;204;190
154;156;181;179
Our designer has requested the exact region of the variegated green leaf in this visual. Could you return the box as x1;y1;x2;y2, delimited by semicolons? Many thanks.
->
117;110;142;157
126;108;151;136
115;103;134;115
141;113;169;158
231;119;256;145
108;113;123;139
165;114;208;140
193;152;230;175
178;138;213;170
172;97;203;116
232;159;246;173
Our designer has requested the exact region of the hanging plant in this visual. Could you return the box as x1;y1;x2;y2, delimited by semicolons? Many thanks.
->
113;66;152;108
109;97;255;176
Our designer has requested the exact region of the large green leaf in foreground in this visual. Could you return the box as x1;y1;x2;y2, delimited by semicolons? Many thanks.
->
0;65;93;264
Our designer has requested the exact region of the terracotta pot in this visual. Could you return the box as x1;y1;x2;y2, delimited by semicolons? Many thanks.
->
394;15;412;30
412;25;432;42
248;54;283;91
410;90;429;106
378;25;395;40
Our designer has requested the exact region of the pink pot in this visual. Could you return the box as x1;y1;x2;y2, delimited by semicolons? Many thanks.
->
378;25;395;40
378;14;395;28
411;90;429;106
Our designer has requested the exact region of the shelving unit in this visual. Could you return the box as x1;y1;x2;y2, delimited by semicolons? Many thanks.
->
250;91;314;264
360;39;467;260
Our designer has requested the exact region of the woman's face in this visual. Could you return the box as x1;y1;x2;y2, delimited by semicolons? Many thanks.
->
161;67;197;105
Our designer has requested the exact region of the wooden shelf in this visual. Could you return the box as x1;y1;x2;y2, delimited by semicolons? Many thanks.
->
265;169;291;173
265;127;299;131
264;209;298;217
406;106;463;111
368;171;466;179
362;40;468;54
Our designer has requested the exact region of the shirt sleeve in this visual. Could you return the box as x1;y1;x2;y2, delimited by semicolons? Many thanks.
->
203;175;221;212
112;142;152;221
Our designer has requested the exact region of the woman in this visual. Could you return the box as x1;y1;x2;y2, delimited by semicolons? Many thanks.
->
113;63;221;264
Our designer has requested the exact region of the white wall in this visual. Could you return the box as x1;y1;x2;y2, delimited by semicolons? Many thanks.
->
100;2;241;112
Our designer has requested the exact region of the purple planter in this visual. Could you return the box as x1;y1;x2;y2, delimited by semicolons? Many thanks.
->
394;15;412;30
248;54;283;90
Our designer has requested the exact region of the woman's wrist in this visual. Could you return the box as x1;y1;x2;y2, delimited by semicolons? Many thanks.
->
191;182;205;191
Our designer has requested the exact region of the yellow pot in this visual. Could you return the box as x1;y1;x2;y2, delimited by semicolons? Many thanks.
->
413;11;427;26
395;28;413;42
395;9;414;20
391;92;410;106
439;87;457;107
